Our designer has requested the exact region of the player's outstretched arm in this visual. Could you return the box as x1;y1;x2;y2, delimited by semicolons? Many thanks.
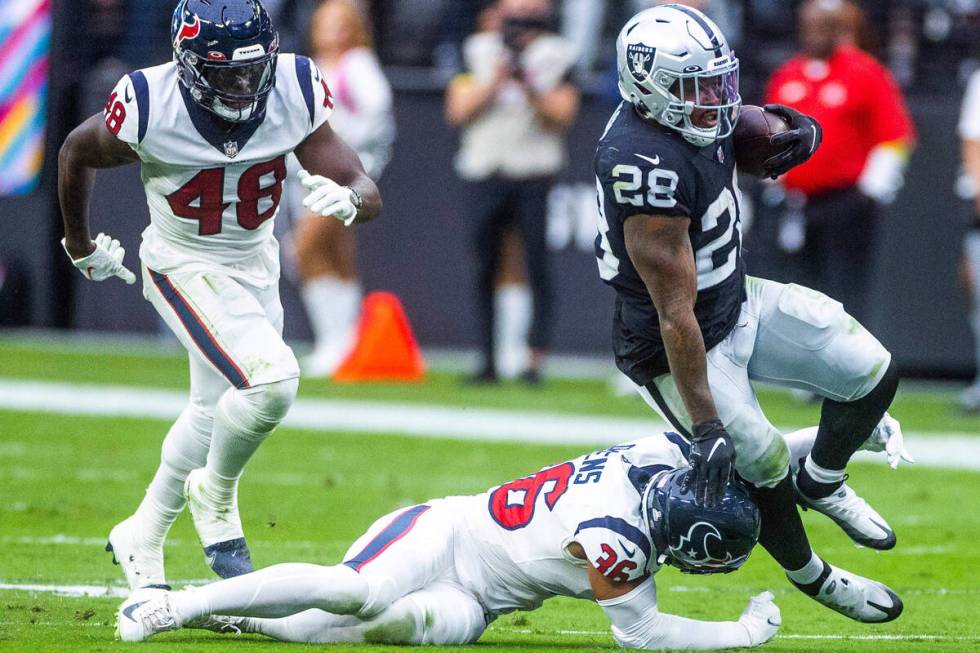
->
58;113;140;281
294;120;381;226
590;565;779;650
624;214;735;506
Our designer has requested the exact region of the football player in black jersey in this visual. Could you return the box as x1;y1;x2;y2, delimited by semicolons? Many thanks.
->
594;5;909;624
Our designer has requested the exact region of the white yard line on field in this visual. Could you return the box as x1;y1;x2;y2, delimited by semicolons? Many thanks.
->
0;378;978;468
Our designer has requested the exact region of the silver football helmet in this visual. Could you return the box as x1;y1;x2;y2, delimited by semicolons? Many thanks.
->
616;4;741;147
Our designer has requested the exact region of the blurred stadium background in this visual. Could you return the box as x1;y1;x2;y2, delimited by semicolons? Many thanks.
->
1;0;980;377
1;0;980;650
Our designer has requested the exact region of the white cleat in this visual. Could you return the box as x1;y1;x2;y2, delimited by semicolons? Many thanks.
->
184;468;254;578
795;474;896;550
115;587;179;642
106;516;166;591
788;562;903;623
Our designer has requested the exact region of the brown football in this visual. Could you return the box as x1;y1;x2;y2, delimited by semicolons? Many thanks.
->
732;105;791;177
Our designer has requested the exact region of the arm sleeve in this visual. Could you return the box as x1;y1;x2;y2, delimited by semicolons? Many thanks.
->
599;579;751;651
104;74;141;150
959;72;980;141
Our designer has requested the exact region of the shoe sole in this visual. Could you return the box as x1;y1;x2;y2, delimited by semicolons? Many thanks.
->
797;498;896;550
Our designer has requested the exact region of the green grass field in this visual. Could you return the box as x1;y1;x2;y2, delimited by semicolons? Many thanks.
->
1;336;979;652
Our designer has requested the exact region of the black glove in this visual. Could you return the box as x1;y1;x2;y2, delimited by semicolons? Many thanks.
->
762;104;823;179
683;419;736;507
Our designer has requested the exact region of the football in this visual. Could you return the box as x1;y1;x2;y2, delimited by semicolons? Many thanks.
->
732;105;791;177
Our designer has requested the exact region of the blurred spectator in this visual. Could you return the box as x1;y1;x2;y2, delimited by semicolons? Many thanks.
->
445;0;579;384
957;67;980;412
764;0;915;325
292;0;395;377
0;255;30;327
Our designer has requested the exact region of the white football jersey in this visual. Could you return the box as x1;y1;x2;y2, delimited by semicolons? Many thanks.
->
104;54;333;275
456;433;691;614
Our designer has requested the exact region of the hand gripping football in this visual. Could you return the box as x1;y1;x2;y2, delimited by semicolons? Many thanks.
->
732;105;791;177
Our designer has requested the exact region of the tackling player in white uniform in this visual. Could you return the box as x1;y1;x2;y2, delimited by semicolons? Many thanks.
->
58;0;381;590
115;428;902;649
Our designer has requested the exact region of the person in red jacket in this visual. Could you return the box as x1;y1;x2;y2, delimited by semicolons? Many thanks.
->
764;0;915;324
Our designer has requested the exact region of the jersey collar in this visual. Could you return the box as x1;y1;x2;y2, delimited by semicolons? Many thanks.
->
178;83;265;158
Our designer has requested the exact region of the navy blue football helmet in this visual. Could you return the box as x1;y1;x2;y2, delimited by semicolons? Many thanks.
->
172;0;279;122
642;468;760;574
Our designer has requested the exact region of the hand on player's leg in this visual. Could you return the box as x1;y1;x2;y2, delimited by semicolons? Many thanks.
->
684;419;736;507
62;232;136;284
738;591;780;646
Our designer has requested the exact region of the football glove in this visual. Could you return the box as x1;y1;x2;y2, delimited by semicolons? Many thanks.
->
62;232;136;284
683;419;736;507
298;169;359;225
738;591;780;646
762;104;823;179
860;412;915;469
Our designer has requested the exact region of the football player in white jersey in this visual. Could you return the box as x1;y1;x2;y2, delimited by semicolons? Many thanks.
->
58;0;381;591
115;428;902;648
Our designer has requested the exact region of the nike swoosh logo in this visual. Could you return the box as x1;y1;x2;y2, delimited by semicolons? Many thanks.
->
706;439;725;462
618;539;636;558
634;153;660;165
125;86;133;103
767;617;780;626
122;600;147;622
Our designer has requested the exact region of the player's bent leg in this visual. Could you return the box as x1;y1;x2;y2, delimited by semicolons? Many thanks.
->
244;582;487;645
186;376;300;577
747;279;899;548
640;343;813;573
117;563;371;642
341;501;459;619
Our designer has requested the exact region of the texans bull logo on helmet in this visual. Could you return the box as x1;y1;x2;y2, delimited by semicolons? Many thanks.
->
175;15;201;46
668;521;747;572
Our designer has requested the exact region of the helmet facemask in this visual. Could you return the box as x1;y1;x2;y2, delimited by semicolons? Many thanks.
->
659;61;740;147
176;47;278;123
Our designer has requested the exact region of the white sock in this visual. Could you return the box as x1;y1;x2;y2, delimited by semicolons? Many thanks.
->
804;455;845;485
494;284;531;379
301;276;362;353
204;379;298;500
785;552;825;585
134;405;212;549
170;563;368;624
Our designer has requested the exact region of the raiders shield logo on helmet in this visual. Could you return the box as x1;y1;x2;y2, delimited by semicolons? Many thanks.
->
627;43;656;83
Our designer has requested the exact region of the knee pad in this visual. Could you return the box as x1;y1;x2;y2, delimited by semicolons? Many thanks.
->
409;583;487;646
731;423;790;489
225;377;299;435
360;583;486;646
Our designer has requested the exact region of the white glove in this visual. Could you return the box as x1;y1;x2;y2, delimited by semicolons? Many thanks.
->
62;232;136;284
860;412;915;469
298;169;358;225
738;591;780;646
857;144;908;205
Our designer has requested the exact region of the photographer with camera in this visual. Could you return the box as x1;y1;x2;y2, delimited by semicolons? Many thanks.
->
446;0;579;385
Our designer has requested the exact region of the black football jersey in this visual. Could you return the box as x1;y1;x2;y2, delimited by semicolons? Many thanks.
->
594;103;746;385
